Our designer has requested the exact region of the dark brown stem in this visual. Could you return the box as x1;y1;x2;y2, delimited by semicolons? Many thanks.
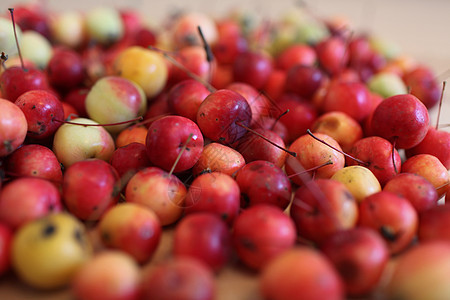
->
54;116;143;127
270;109;290;131
149;45;216;93
235;121;297;157
8;8;25;70
128;114;170;129
168;133;193;177
197;26;214;83
306;129;368;166
287;160;333;178
436;81;446;130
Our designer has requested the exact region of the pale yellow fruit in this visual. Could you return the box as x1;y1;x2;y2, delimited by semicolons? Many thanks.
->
12;213;92;289
85;76;147;133
114;46;168;98
20;31;53;69
52;118;115;167
50;12;86;48
85;7;123;44
0;17;22;57
331;166;381;202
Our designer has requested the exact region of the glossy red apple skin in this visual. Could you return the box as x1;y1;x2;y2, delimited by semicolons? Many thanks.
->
321;81;372;123
276;94;318;143
0;66;50;102
290;179;358;245
0;177;62;229
285;133;345;186
125;167;186;226
406;127;450;169
184;172;240;225
46;48;85;91
401;154;449;198
235;160;291;209
6;144;63;183
232;51;273;89
276;44;317;70
383;173;438;213
146;116;204;173
14;90;65;139
167;79;210;121
371;94;430;149
63;159;120;221
196;89;252;145
232;204;296;270
320;228;389;297
358;191;418;255
235;128;287;168
174;213;231;272
347;136;402;186
260;247;345;300
0;99;28;157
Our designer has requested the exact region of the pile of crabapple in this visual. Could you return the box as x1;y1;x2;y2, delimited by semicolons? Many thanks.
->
1;2;450;300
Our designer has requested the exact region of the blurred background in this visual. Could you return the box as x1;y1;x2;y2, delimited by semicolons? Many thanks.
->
2;0;450;125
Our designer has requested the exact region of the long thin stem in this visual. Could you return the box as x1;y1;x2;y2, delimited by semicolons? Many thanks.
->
436;81;446;130
168;133;193;177
306;129;368;166
8;8;24;70
287;160;333;178
54;116;143;127
235;121;297;157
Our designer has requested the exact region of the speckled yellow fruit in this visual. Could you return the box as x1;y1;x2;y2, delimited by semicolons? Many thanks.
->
113;46;168;98
11;213;92;290
331;166;381;202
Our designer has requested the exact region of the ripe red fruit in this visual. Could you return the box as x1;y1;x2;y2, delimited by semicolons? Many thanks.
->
320;228;389;296
371;94;430;149
146;115;204;173
174;213;231;271
290;179;358;245
232;51;273;89
0;66;50;102
358;191;418;254
14;90;65;139
63;159;120;221
196;89;252;144
235;160;291;209
232;204;296;270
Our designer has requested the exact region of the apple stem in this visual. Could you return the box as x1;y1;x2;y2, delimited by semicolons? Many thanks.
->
270;109;290;131
197;25;214;83
391;137;398;174
0;52;7;71
54;116;143;127
435;181;449;191
149;45;217;93
235;121;297;157
436;81;446;130
306;129;368;166
8;8;25;70
287;160;333;178
292;197;315;213
128;114;170;129
168;133;194;177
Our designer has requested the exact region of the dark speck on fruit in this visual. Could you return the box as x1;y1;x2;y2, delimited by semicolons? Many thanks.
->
42;223;56;237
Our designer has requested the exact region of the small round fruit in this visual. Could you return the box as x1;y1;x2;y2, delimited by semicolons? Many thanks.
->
11;213;92;289
331;166;381;202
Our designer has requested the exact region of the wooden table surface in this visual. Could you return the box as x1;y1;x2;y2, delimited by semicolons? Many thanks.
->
1;0;450;299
